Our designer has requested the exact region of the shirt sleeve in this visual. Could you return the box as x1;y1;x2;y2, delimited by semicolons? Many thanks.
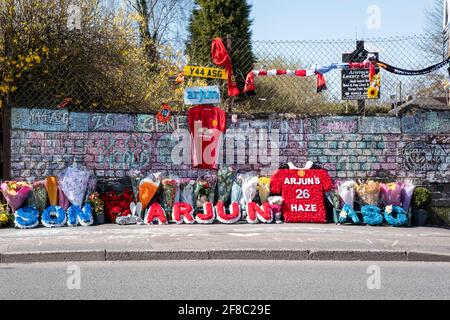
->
187;107;196;133
321;170;333;193
270;169;283;195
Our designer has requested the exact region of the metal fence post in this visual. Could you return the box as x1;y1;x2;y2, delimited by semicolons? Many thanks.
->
226;33;234;113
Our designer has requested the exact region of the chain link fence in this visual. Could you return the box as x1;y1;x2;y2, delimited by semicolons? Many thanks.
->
6;34;449;115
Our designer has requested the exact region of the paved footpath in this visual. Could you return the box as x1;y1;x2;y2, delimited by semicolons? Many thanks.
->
1;224;450;263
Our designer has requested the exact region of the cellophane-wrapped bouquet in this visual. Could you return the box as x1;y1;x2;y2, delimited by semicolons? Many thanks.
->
30;180;48;213
401;181;415;212
355;180;381;206
204;174;218;204
0;181;31;212
258;177;271;204
58;187;70;211
179;179;195;208
160;177;179;216
128;170;144;203
139;173;161;210
337;180;356;209
194;178;211;211
231;175;243;204
380;182;403;206
218;167;236;204
45;176;59;206
240;174;259;210
57;164;91;207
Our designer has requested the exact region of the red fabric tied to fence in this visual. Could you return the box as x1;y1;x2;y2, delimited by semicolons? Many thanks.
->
211;38;240;97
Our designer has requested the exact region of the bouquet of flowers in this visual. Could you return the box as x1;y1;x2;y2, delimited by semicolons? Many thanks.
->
258;177;271;204
241;174;259;209
128;170;144;203
139;173;161;210
194;178;211;210
268;196;283;224
87;192;104;216
160;178;179;215
57;164;91;207
355;180;381;206
1;181;31;212
84;174;97;203
401;181;415;212
0;203;13;228
30;180;48;213
179;179;195;207
218;167;236;204
231;175;244;204
337;180;356;209
380;182;403;207
45;176;59;206
100;189;133;222
204;174;218;203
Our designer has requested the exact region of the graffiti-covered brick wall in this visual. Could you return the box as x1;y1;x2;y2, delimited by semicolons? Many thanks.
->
9;108;450;207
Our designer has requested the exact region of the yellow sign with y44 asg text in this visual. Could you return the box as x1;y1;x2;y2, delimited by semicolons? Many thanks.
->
184;66;228;80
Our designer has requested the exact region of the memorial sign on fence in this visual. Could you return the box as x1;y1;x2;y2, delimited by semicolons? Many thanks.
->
341;69;380;100
184;86;222;105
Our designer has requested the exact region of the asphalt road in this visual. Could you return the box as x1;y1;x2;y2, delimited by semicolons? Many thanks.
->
0;260;449;300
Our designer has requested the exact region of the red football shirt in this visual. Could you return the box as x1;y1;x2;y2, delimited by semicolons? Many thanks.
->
188;105;226;170
270;169;333;223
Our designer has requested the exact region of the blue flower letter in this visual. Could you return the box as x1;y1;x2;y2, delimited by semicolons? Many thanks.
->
361;205;383;226
67;204;93;227
15;207;39;229
42;206;67;228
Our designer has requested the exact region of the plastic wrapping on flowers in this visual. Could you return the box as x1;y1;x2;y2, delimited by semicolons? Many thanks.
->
337;180;356;209
204;174;218;204
240;174;259;210
401;181;415;212
355;180;381;206
194;178;211;210
45;176;59;206
179;179;196;207
57;164;91;207
58;188;70;211
160;177;179;216
380;182;402;206
258;177;271;204
84;173;97;203
218;167;236;204
0;181;31;212
231;175;244;204
30;180;48;213
128;170;144;203
139;173;161;210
